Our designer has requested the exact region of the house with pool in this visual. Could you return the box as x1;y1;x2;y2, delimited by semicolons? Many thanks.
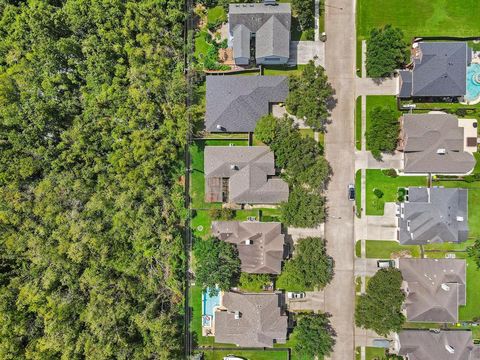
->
201;290;288;347
399;41;480;104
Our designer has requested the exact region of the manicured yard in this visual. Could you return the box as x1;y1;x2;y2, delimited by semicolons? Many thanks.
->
203;349;288;360
355;170;362;216
357;0;480;42
194;30;211;60
460;257;480;321
359;240;421;259
190;139;248;210
355;97;362;150
365;96;400;151
190;285;215;346
263;65;306;76
365;170;427;215
206;6;226;26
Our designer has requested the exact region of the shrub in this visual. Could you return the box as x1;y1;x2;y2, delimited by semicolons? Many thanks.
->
383;168;398;178
366;106;400;160
455;108;467;117
373;188;384;199
209;208;235;220
239;273;271;292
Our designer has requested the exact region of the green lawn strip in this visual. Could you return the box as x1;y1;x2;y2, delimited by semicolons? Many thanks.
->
355;240;361;257
355;170;362;216
355;277;361;292
206;6;226;25
356;38;362;77
355;97;362;150
299;128;315;139
365;170;427;216
194;30;210;59
460;257;480;321
355;347;361;360
365;96;400;151
364;240;420;259
263;65;306;76
259;208;282;222
190;139;248;209
474;153;480;174
317;132;325;146
357;0;480;43
365;347;386;359
203;349;288;360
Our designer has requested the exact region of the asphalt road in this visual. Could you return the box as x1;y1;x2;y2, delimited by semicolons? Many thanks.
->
323;0;357;358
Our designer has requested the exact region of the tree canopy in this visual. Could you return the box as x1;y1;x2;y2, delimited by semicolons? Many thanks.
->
355;268;406;336
277;237;333;291
468;239;480;268
0;1;188;358
291;0;315;31
366;25;408;78
293;313;336;359
286;60;334;130
366;106;400;160
193;237;241;294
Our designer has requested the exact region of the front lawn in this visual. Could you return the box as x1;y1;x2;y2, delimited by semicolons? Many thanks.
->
203;349;288;360
365;170;427;215
190;139;248;210
365;96;400;151
359;240;421;259
263;65;306;76
357;0;480;42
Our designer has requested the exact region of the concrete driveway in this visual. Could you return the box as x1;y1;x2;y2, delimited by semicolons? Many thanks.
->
365;203;398;240
288;41;325;66
355;77;399;96
287;225;325;244
355;151;403;171
287;291;325;312
354;258;380;277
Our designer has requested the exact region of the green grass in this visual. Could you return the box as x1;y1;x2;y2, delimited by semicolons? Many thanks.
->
460;256;480;321
203;350;288;360
190;139;248;209
363;240;421;259
365;170;427;215
317;132;324;146
355;97;362;150
365;96;400;151
206;6;226;25
366;347;386;360
473;153;480;175
299;128;315;139
356;39;363;77
190;285;215;346
194;30;211;60
357;0;480;43
355;240;361;257
263;65;306;76
355;170;362;217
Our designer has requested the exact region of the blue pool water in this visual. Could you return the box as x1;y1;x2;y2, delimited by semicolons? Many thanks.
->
465;63;480;102
202;287;220;327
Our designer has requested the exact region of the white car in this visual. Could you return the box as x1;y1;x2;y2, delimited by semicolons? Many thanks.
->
287;292;306;299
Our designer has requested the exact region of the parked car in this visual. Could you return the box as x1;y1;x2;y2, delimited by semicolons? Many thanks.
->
377;260;395;268
287;292;306;299
348;184;355;201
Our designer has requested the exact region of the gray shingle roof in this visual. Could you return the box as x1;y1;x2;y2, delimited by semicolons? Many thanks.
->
406;42;470;97
232;24;251;61
401;113;475;174
229;3;291;63
204;146;289;204
205;75;288;132
215;292;288;347
397;187;468;245
398;330;480;360
212;221;285;274
399;259;466;323
399;70;413;98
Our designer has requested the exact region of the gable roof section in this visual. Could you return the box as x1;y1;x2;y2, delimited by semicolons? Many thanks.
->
212;221;285;274
402;113;475;174
399;259;466;323
204;146;289;204
205;75;288;132
411;42;469;97
255;15;290;59
397;187;469;245
398;330;480;360
232;24;251;60
214;292;288;347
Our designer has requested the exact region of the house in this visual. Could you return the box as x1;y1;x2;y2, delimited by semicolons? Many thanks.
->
399;259;466;323
399;113;477;174
215;292;288;347
205;75;288;133
228;2;291;65
395;330;480;360
212;221;285;274
204;146;289;204
399;42;472;99
396;187;468;245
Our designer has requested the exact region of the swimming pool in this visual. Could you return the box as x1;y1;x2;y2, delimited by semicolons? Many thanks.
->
202;287;220;327
465;63;480;103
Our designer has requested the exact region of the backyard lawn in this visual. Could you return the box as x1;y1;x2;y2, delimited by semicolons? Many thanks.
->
460;257;480;321
203;350;288;360
356;240;421;259
357;0;480;42
206;6;226;26
190;139;248;209
365;96;400;151
365;170;427;215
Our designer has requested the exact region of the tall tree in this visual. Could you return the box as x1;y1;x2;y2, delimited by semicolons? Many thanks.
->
366;106;400;160
293;313;336;358
355;268;406;336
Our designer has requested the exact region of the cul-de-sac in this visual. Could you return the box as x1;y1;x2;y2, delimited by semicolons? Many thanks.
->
0;1;479;360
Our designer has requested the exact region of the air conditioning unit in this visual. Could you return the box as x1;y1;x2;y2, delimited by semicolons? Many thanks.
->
441;283;450;292
234;311;241;319
245;239;253;245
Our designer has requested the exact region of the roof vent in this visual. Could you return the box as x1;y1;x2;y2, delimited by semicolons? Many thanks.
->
456;216;464;222
245;239;253;245
234;311;241;319
230;164;238;170
441;283;450;291
264;0;277;5
437;148;446;154
216;124;223;130
445;344;455;354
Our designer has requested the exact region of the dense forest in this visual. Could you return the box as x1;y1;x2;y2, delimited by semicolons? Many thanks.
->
0;0;188;358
